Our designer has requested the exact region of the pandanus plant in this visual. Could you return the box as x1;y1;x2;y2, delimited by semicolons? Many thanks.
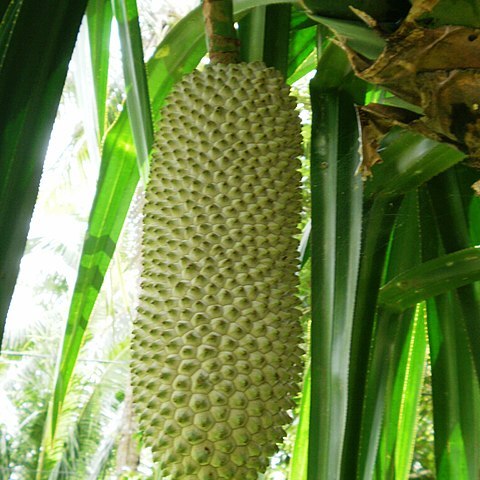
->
1;0;480;478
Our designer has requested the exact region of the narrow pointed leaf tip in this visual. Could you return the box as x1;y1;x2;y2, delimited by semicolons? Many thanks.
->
379;246;480;310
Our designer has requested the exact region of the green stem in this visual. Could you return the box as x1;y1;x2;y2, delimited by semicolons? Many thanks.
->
202;0;239;64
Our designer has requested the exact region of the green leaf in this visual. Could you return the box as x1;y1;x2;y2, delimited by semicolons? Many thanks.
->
470;196;480;245
264;4;291;75
0;0;87;344
357;191;424;480
301;0;410;22
364;193;426;480
307;14;385;60
418;0;480;27
288;49;317;84
299;220;311;269
238;6;266;63
310;41;352;89
426;295;478;479
239;4;314;79
420;183;480;480
426;168;480;396
86;0;113;139
0;1;23;72
289;363;311;480
308;51;363;478
72;20;106;163
379;246;480;310
112;0;153;186
383;304;426;479
365;128;466;199
341;195;402;479
367;302;427;480
286;10;316;81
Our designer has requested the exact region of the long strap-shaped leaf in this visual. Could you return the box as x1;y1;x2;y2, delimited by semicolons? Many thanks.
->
365;129;466;200
87;0;113;140
426;294;478;479
287;9;316;82
420;172;480;479
308;40;363;480
374;303;427;479
0;0;88;344
290;362;311;480
341;195;402;479
112;0;153;186
339;93;467;480
427;169;480;385
357;192;426;479
49;0;299;441
471;194;480;244
379;246;480;310
238;6;266;62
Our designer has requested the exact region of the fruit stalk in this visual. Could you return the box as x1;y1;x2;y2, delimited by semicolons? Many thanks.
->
202;0;239;64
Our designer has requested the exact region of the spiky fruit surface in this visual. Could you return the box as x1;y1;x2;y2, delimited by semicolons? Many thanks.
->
131;62;303;480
